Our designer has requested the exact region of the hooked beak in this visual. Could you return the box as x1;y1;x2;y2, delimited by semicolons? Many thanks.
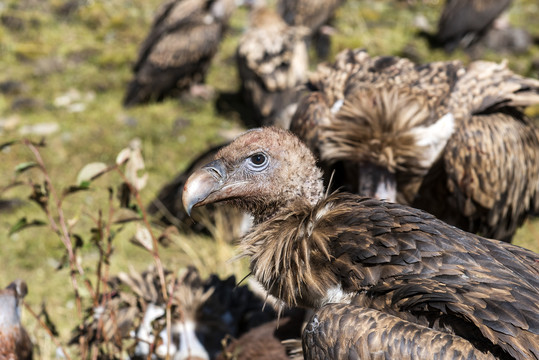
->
182;160;227;216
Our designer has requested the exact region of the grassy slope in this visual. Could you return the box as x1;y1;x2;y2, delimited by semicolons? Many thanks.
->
0;0;537;357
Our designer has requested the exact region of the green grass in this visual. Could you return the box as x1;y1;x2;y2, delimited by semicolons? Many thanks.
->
0;0;538;357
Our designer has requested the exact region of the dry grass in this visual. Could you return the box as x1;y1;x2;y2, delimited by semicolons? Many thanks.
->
0;0;537;358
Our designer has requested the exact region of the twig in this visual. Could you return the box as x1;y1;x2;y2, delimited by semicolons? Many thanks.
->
24;302;72;360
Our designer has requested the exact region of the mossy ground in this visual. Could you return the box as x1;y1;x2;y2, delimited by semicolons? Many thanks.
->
0;0;537;357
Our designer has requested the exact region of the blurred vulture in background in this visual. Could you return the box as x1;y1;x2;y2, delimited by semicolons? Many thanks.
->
431;0;515;52
182;127;539;360
289;48;539;242
236;5;309;128
123;0;236;106
277;0;344;58
0;280;33;360
217;307;305;360
71;265;282;359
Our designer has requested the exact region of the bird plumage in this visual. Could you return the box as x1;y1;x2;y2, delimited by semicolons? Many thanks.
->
276;0;344;58
434;0;513;52
123;0;236;106
216;308;305;360
289;48;539;242
182;126;539;360
236;6;309;128
71;265;283;359
0;280;33;360
303;303;497;359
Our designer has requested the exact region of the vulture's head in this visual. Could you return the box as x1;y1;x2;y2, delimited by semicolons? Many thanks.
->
318;86;455;203
0;280;27;328
183;127;324;223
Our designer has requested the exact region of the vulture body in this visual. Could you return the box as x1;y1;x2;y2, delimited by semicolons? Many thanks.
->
276;0;344;58
123;0;236;106
433;0;513;52
0;280;33;360
236;7;309;128
182;127;539;360
289;48;539;242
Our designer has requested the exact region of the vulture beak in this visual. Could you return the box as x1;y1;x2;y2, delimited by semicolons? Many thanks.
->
182;159;227;216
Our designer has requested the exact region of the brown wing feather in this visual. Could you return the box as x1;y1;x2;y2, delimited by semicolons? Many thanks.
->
241;193;539;359
436;0;513;51
426;112;539;242
303;303;497;360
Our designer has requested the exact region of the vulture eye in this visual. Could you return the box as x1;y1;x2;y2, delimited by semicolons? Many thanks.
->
247;153;268;170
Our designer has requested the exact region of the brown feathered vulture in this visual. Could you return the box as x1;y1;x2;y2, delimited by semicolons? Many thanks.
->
216;307;305;360
236;6;309;128
289;48;539;242
182;126;539;360
276;0;344;59
0;280;33;360
123;0;236;106
433;0;513;52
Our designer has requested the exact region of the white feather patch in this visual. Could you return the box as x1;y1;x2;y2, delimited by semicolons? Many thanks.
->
410;113;455;168
175;320;210;360
331;99;344;114
320;284;354;307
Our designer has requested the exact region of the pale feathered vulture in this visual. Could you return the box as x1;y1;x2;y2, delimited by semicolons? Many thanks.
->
123;0;236;106
0;280;33;360
236;6;309;128
71;265;281;359
182;126;539;360
276;0;344;59
433;0;513;52
289;48;539;242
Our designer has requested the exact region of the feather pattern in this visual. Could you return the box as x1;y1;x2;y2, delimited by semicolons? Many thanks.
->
236;7;309;128
182;127;539;360
303;303;498;359
123;0;236;106
290;48;539;242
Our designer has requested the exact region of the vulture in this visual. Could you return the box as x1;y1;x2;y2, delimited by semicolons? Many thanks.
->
0;280;33;360
276;0;344;59
147;143;252;243
72;265;281;359
432;0;513;52
236;6;309;128
123;0;236;106
289;48;539;242
182;126;539;360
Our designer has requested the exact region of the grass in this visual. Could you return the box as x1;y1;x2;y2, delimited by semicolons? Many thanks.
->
0;0;538;357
